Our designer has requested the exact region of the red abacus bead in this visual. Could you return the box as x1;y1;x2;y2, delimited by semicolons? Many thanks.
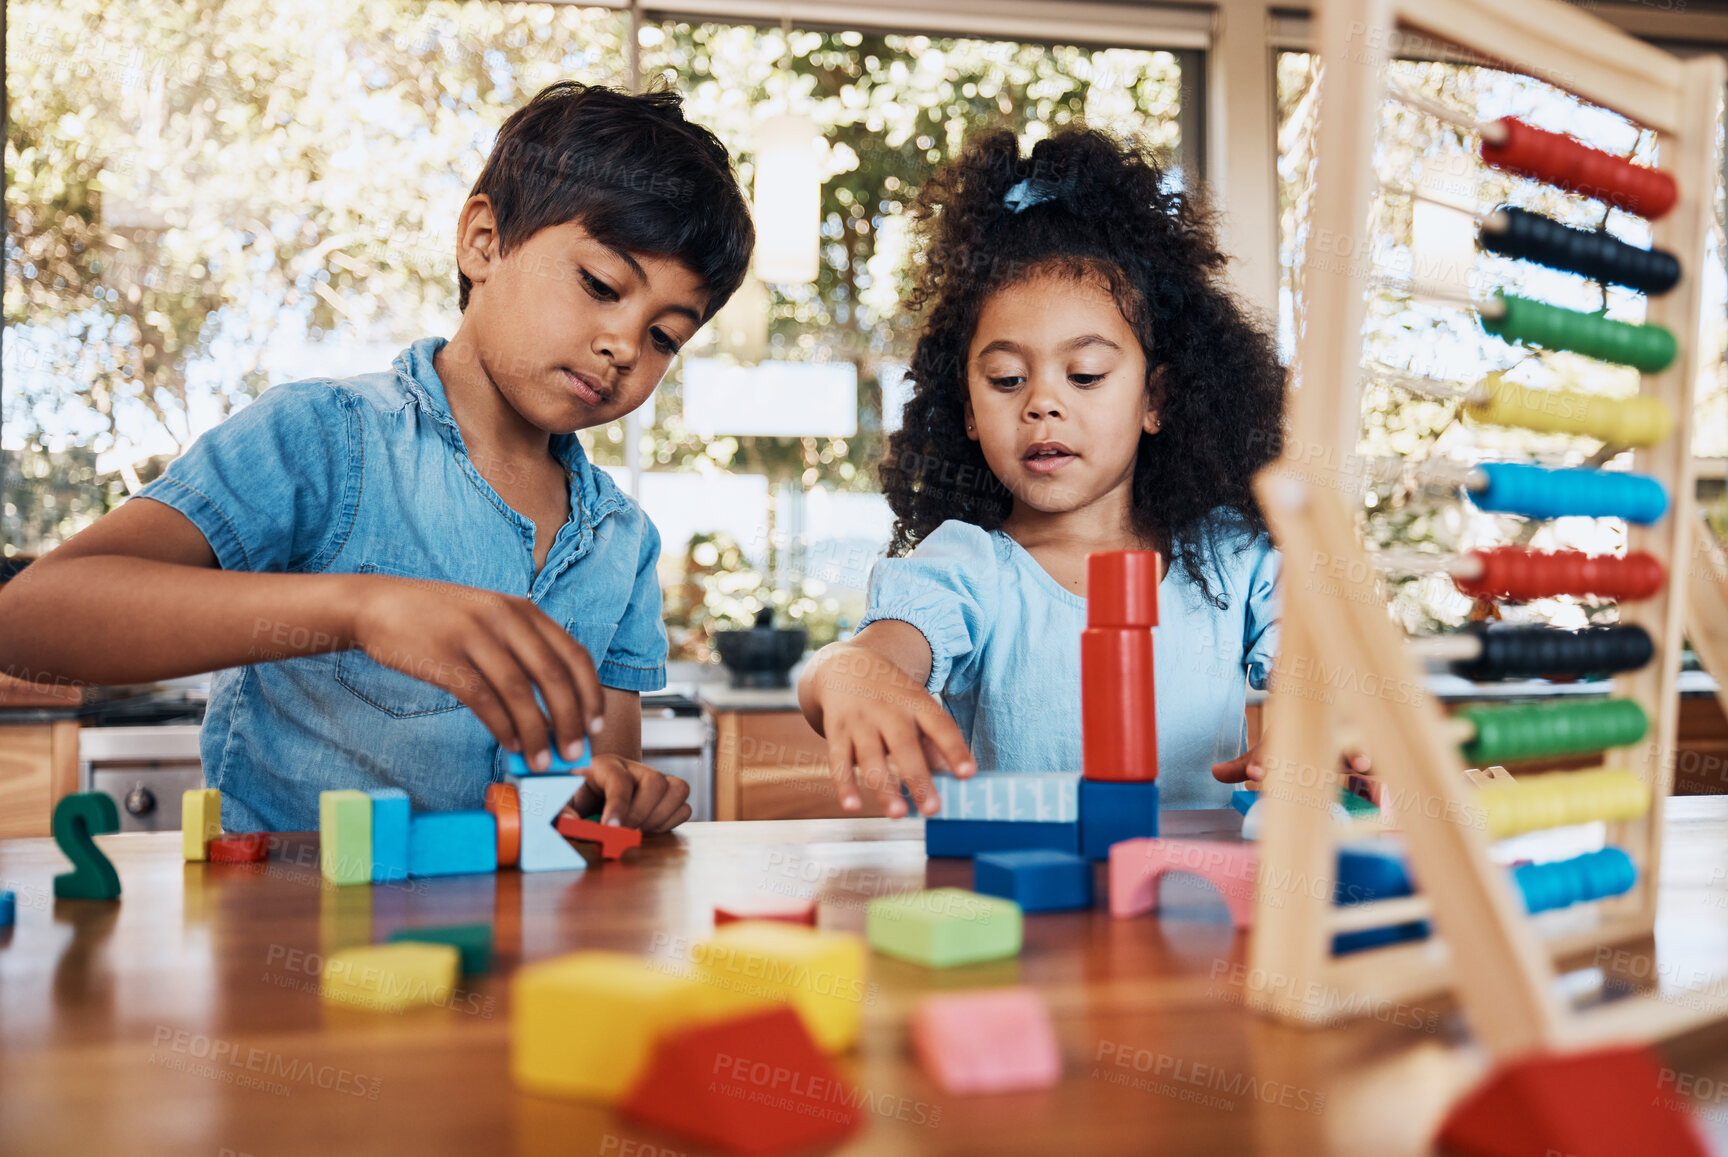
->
1457;548;1666;602
1081;628;1158;781
207;833;269;863
1087;551;1161;628
1482;118;1678;220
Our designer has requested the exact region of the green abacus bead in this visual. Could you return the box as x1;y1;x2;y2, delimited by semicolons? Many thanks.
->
1458;698;1649;765
1483;293;1678;373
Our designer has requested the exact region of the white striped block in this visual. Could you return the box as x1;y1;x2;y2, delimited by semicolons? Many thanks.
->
934;773;1081;822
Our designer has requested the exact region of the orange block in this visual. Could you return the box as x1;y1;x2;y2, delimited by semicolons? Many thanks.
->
485;782;520;868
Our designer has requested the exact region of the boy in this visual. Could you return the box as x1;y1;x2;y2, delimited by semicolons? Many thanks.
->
0;82;754;833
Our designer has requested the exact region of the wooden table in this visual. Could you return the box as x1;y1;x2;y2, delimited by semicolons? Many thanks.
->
5;806;1728;1156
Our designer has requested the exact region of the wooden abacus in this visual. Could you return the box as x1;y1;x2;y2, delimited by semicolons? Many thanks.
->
1248;0;1726;1066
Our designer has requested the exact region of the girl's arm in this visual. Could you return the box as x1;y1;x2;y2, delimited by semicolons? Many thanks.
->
0;498;606;771
798;620;975;818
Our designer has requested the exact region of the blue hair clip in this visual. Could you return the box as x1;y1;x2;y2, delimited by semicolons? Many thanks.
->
1003;178;1058;213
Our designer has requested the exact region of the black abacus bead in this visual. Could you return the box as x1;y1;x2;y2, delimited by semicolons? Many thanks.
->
1480;207;1681;295
1450;623;1655;681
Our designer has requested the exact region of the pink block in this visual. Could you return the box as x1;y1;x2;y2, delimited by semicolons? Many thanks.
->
1108;838;1258;929
911;987;1062;1096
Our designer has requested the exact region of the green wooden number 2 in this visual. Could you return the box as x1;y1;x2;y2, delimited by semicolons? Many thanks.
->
53;792;121;901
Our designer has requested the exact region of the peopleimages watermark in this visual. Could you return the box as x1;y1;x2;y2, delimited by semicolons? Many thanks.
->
705;1047;942;1128
1205;959;1442;1032
150;1026;383;1099
262;944;496;1018
1092;1040;1327;1114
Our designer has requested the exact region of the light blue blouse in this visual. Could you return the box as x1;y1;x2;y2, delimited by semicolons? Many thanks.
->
857;517;1280;809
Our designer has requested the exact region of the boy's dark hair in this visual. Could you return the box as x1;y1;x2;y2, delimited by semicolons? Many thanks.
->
880;126;1286;607
459;81;754;320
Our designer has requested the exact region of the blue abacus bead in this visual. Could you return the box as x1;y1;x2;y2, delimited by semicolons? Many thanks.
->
0;890;14;927
1473;463;1669;525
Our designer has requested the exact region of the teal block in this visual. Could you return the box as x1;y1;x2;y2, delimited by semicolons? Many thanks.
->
510;774;587;873
386;922;493;973
370;789;411;884
407;811;498;878
506;743;591;777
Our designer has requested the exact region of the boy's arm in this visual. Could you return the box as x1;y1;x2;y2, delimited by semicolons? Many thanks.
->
0;498;606;768
569;686;693;831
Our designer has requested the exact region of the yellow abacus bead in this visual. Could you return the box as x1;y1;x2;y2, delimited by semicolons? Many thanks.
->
1468;373;1673;447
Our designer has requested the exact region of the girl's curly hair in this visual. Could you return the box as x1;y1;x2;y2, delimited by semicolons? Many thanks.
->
879;126;1285;608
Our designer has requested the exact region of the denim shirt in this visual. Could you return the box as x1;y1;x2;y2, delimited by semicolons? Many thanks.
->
857;517;1280;809
136;336;667;832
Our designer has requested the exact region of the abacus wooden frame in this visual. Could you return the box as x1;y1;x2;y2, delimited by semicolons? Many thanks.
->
1247;0;1726;1059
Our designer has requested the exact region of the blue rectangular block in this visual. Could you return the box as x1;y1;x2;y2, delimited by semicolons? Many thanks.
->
925;819;1078;858
1079;779;1159;861
506;743;591;777
1331;844;1427;956
934;772;1080;822
370;788;411;884
974;850;1093;912
407;811;498;878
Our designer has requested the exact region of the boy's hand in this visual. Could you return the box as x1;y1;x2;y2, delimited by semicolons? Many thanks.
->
345;574;604;771
567;754;692;832
809;643;975;819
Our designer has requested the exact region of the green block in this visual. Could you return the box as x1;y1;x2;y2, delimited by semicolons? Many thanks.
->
1338;787;1379;816
320;790;372;886
387;923;493;974
866;887;1022;968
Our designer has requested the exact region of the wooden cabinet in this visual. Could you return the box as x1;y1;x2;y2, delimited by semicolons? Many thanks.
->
0;719;81;838
704;692;889;821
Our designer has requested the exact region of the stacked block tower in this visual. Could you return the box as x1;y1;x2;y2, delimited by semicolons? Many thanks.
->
1078;551;1160;859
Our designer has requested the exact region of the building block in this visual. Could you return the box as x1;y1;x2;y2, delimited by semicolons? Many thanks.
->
1332;844;1428;955
555;814;642;860
510;773;587;873
697;921;868;1053
1108;838;1257;929
369;788;411;883
867;888;1023;968
1437;1044;1708;1157
181;788;222;861
0;890;14;927
973;850;1093;912
208;833;269;863
925;819;1078;858
320;941;459;1012
1078;778;1159;861
934;772;1080;822
621;1006;860;1157
911;987;1062;1094
319;790;372;886
484;781;520;867
512;950;766;1102
505;743;591;776
1081;627;1157;781
52;792;122;901
1087;550;1160;628
715;899;819;927
407;811;498;878
387;922;493;974
1230;789;1258;817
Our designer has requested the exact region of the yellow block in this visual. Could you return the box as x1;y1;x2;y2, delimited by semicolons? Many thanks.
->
321;942;458;1013
696;921;867;1052
512;950;764;1102
181;789;222;861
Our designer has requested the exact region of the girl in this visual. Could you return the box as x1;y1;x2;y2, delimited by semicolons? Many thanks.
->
797;126;1286;817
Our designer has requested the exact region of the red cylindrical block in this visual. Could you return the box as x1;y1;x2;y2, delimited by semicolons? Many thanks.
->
1088;551;1161;628
1456;547;1666;602
1082;627;1158;781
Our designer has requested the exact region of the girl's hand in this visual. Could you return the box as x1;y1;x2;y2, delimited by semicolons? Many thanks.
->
345;574;605;772
567;754;693;832
809;643;976;818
